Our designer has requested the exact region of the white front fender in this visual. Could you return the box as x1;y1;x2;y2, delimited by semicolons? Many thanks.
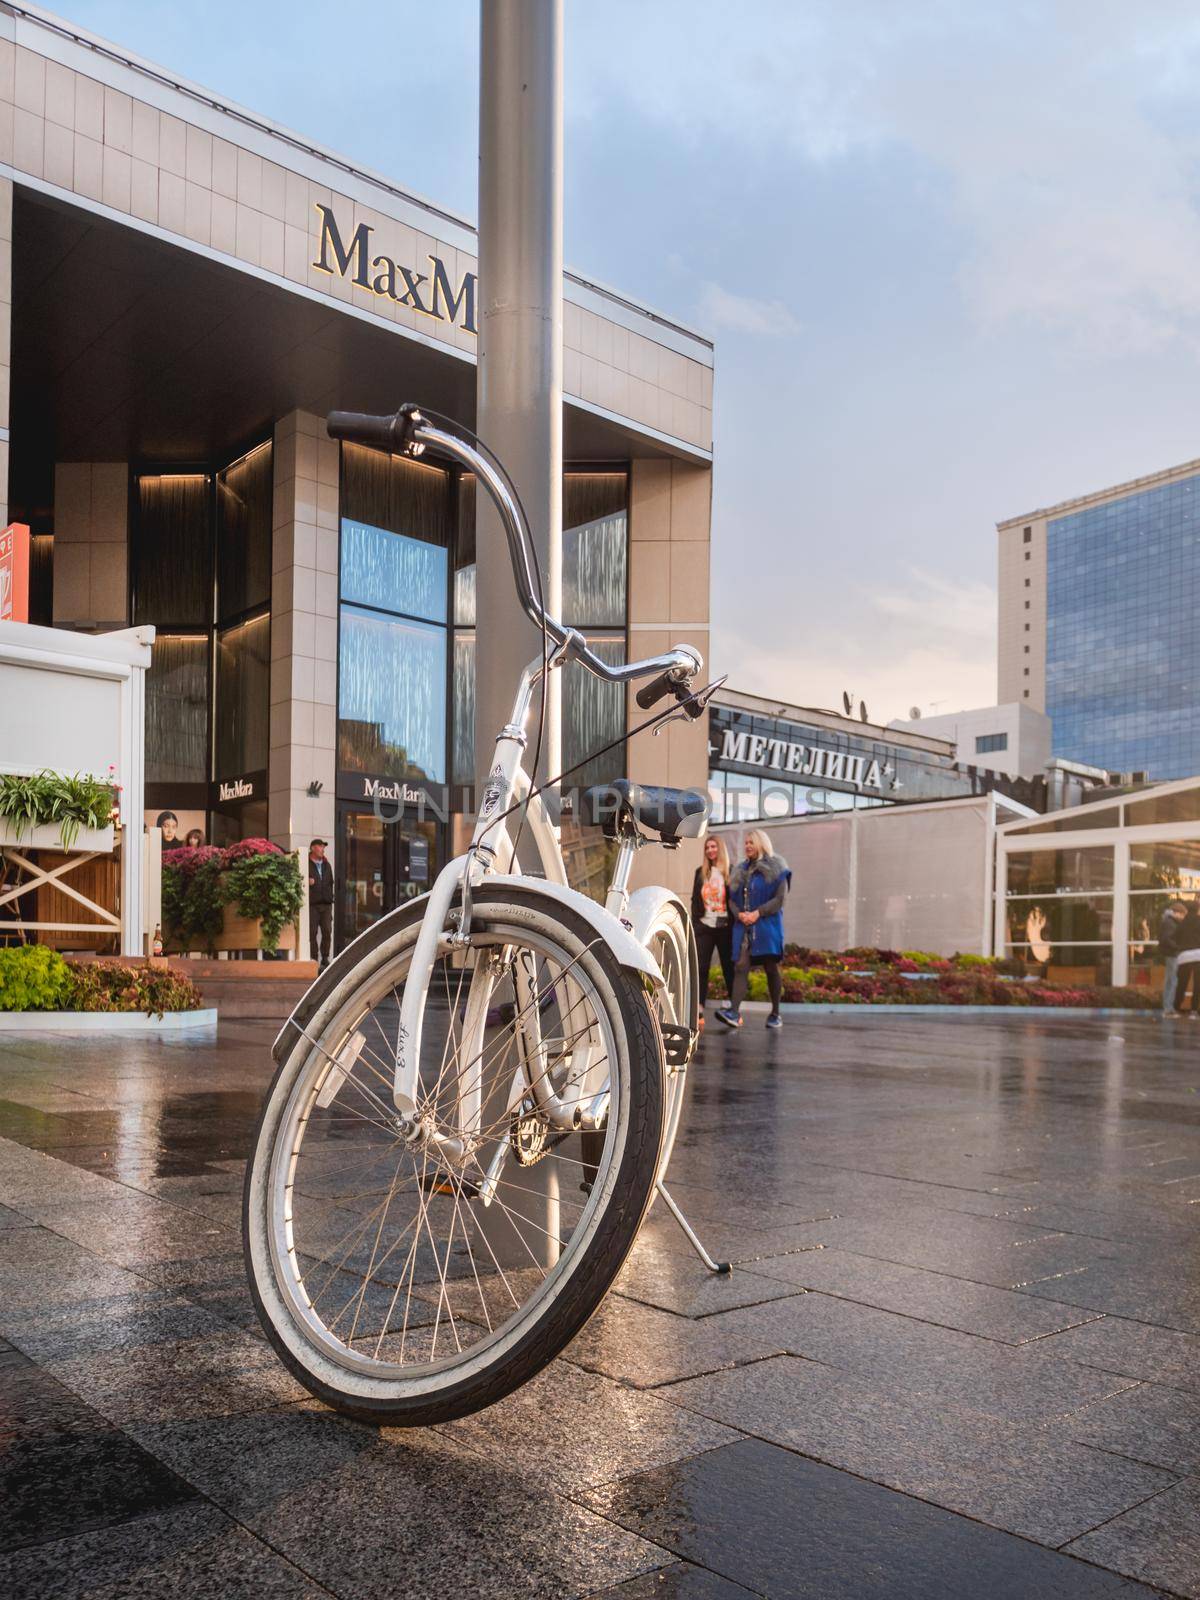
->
484;874;666;990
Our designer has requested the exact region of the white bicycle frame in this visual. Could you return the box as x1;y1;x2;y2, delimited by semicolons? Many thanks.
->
324;404;704;1159
391;654;677;1136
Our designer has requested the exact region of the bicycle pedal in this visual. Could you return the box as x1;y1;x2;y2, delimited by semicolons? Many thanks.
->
660;1023;693;1068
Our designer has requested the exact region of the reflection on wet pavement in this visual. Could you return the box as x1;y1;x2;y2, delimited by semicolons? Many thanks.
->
0;1013;1197;1595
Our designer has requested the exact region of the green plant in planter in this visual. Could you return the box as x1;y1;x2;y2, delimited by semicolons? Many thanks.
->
0;770;116;849
162;857;226;953
223;850;304;952
0;945;74;1010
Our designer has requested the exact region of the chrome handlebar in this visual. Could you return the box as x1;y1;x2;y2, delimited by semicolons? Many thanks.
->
327;405;703;692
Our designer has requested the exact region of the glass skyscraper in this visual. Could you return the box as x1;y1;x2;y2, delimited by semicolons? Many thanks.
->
1044;473;1200;780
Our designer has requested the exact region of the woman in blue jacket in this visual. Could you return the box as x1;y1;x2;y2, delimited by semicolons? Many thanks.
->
715;828;791;1032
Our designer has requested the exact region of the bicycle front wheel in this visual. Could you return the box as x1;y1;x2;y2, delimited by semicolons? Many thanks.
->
243;884;663;1426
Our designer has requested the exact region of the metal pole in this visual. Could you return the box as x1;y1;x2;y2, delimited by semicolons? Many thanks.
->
475;0;563;802
475;0;563;1268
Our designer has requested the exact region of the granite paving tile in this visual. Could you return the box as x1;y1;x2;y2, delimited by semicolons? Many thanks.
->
565;1292;787;1388
0;1501;327;1599
1066;1383;1200;1475
746;1247;1102;1343
711;1291;1137;1421
1066;1477;1200;1598
0;1287;226;1365
440;1360;740;1489
580;1437;1163;1598
1018;1265;1200;1334
589;1563;759;1597
133;1250;265;1334
0;1355;198;1554
613;1238;805;1318
1039;1315;1200;1392
24;1193;237;1271
34;1322;308;1427
132;1404;669;1599
662;1355;1176;1547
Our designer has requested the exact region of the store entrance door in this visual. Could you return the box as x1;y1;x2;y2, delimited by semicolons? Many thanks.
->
336;807;438;949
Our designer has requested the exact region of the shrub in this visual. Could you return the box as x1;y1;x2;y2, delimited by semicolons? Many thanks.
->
222;836;283;863
0;945;73;1010
162;839;302;954
68;961;202;1016
0;769;117;849
0;949;202;1015
223;850;304;952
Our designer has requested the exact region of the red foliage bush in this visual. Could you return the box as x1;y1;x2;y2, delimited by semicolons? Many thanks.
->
221;837;283;862
162;845;224;879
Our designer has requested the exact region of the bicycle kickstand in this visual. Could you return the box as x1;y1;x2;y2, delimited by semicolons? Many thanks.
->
656;1181;732;1275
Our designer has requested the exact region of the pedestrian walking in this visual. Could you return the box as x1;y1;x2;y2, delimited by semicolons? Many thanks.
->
715;828;791;1032
1159;898;1188;1016
692;835;735;1026
307;838;334;970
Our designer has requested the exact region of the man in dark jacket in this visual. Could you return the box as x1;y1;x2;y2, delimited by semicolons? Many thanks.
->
308;838;334;970
1160;899;1188;1016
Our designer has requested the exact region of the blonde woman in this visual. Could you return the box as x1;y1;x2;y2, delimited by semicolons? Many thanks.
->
715;828;792;1032
691;834;735;1023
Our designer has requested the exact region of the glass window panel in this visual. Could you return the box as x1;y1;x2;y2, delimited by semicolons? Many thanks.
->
454;472;476;626
214;612;270;778
133;474;211;626
708;770;725;821
340;519;448;623
341;443;451;547
338;605;446;783
1007;805;1122;835
563;471;627;628
1005;847;1114;894
216;442;272;621
1006;943;1112;982
1125;787;1200;826
1129;840;1200;892
726;776;760;823
1005;895;1113;947
452;631;475;787
146;633;208;786
761;781;793;819
563;636;626;791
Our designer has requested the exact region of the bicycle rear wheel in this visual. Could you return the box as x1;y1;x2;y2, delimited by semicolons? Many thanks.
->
244;884;663;1425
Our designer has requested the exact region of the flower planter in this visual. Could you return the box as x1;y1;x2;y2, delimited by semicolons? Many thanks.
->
0;819;116;853
214;903;299;954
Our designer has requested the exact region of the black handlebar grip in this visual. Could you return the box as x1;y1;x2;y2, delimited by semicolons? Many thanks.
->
636;670;678;710
327;410;403;451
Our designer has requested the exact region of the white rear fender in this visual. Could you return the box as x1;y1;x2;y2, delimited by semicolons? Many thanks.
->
483;875;666;990
625;885;690;950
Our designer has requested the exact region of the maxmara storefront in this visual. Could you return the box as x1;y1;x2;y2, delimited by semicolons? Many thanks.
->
0;5;714;947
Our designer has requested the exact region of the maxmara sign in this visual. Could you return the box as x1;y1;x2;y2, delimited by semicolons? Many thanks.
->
717;728;892;794
312;205;477;335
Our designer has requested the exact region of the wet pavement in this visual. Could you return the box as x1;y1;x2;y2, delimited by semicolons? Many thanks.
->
0;1011;1198;1596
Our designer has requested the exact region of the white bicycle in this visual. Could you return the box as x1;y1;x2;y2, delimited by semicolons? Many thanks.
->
244;404;723;1425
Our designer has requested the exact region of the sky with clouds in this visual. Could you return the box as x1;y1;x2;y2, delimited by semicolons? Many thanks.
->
63;0;1200;720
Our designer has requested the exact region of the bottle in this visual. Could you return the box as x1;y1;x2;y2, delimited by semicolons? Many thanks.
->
152;924;163;959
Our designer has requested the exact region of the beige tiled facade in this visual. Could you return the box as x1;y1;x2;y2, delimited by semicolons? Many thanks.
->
269;412;339;853
625;459;712;895
0;12;712;457
50;462;127;629
4;5;713;921
997;513;1047;710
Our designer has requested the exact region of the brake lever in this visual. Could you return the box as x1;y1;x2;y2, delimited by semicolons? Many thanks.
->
651;675;728;736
